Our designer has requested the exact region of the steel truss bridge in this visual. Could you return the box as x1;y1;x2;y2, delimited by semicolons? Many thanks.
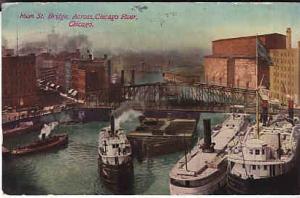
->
84;82;262;113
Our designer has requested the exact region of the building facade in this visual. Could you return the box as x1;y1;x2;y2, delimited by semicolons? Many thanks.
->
204;33;287;89
269;28;300;105
2;55;38;107
71;59;107;100
36;50;80;90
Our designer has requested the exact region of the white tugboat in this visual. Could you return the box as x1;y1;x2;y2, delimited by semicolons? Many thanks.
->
227;103;300;194
169;107;250;195
98;116;133;193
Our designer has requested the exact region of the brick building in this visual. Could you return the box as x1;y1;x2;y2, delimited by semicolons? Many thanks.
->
204;33;286;89
270;28;300;105
2;55;38;107
36;49;80;90
71;59;107;100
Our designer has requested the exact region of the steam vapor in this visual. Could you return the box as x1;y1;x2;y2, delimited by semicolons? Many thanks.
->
39;121;59;139
114;109;143;130
112;101;145;129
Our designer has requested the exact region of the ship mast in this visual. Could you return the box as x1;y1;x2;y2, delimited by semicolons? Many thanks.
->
256;35;260;139
16;19;19;56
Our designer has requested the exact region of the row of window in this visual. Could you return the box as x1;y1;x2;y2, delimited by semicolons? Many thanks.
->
242;164;268;170
272;59;295;65
249;149;265;155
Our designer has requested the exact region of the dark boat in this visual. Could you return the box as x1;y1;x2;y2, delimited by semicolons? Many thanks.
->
11;134;68;156
3;121;43;137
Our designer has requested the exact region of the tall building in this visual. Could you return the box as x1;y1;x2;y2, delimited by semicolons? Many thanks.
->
71;59;107;100
204;33;286;89
2;55;38;107
36;49;80;90
269;28;300;105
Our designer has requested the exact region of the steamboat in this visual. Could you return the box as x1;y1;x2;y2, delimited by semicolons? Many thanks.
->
98;116;133;193
227;101;300;194
11;122;68;156
169;106;250;195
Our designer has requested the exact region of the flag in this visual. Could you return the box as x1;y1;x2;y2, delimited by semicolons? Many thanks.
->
256;38;273;66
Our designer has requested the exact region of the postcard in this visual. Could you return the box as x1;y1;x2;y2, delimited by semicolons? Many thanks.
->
2;2;300;195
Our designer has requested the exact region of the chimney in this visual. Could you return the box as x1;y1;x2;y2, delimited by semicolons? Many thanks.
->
110;115;115;134
103;54;108;60
107;59;112;86
288;99;294;120
121;70;125;85
286;27;292;49
203;119;214;153
131;69;135;85
75;49;80;58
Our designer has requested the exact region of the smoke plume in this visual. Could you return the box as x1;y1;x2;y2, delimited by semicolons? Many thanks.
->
115;109;143;130
63;34;92;52
112;100;144;130
39;121;59;139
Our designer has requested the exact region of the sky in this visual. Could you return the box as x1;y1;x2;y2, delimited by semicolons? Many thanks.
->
2;2;300;53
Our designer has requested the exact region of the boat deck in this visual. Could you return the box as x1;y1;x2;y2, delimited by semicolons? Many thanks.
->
170;115;249;181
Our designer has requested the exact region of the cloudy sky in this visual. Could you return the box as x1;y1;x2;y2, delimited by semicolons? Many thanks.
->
2;2;300;53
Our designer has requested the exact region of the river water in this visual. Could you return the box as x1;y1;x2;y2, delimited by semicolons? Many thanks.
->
2;112;228;195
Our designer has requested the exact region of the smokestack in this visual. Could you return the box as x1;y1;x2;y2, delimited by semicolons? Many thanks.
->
110;115;115;134
131;70;135;85
203;119;214;153
75;49;80;58
42;133;46;141
286;27;292;49
107;59;112;86
86;49;93;60
103;54;108;60
277;133;282;159
261;100;268;126
288;99;294;120
121;70;125;85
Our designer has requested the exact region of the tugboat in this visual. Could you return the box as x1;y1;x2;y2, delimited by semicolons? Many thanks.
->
11;122;68;156
227;100;300;194
169;106;250;195
98;116;133;193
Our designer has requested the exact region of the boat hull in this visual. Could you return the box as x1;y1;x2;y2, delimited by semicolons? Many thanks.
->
11;134;68;156
227;167;298;195
169;171;227;195
98;156;134;194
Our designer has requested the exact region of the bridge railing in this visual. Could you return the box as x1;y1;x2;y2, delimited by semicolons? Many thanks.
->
85;82;257;110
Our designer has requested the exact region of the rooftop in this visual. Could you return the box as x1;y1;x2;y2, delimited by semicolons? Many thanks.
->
213;33;285;43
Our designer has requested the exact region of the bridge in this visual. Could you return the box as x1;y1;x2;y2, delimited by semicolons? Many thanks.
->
123;65;163;73
84;82;262;113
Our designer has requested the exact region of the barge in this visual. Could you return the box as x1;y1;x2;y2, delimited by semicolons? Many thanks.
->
127;116;198;159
